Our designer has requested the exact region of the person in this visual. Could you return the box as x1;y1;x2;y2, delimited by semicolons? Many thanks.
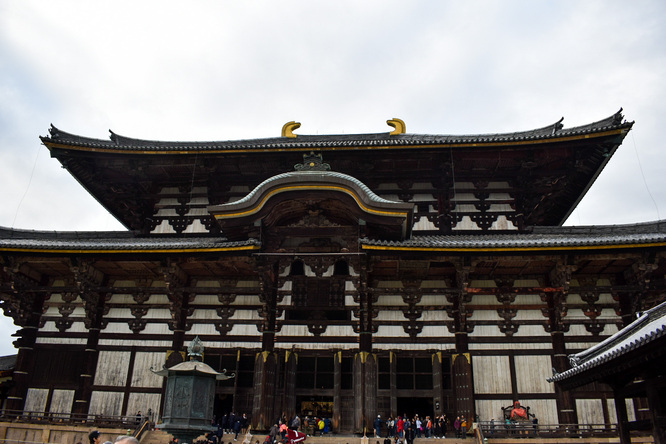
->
324;417;331;434
317;418;325;436
453;417;461;439
490;418;495;435
135;411;142;425
374;415;383;438
397;417;404;438
279;421;288;440
89;431;102;444
460;416;467;440
233;415;242;441
114;437;139;444
290;414;301;431
241;413;249;435
415;416;421;439
532;416;539;436
269;423;279;443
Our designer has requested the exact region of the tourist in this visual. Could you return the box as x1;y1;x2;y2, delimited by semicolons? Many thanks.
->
460;416;467;439
374;415;383;438
415;416;421;438
88;430;101;444
233;415;242;441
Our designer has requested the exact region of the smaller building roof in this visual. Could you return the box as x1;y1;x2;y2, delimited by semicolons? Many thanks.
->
0;227;259;253
362;220;666;252
548;299;666;385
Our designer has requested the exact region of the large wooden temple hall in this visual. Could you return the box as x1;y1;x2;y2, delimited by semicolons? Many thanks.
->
1;110;665;433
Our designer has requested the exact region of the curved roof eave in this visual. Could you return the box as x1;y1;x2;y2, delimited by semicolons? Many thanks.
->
40;110;633;155
208;170;415;221
361;220;666;252
0;227;261;254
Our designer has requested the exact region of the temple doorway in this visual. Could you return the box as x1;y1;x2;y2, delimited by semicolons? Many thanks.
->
297;396;334;418
397;397;433;419
213;394;234;424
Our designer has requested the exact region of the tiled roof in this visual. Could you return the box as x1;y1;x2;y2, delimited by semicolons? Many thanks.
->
361;220;666;250
0;227;260;252
41;110;633;153
2;220;665;253
548;300;666;383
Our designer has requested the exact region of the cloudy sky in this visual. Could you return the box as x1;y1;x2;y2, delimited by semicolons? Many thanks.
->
1;1;665;355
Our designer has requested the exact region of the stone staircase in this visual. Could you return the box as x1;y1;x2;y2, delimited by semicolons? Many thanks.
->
137;433;654;444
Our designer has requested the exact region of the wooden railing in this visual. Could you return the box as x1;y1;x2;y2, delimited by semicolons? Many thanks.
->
0;409;147;429
476;421;619;439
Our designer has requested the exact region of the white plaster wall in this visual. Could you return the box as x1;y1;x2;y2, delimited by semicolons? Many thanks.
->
36;337;87;345
375;325;409;338
24;388;48;413
469;343;551;350
98;339;173;347
470;311;501;321
49;389;75;414
89;391;124;416
469;325;502;337
575;399;605;427
513;325;548;337
514;356;554;394
231;296;261;305
103;322;133;334
606;398;636;423
94;351;131;386
190;323;219;336
229;309;262;320
322;325;356;336
127;393;162;420
475;399;512;422
419;325;453;337
513;310;546;321
376;296;405;306
228;324;261;336
375;311;408;321
521;399;558;425
420;311;450;321
131;352;166;388
191;295;220;304
472;356;510;394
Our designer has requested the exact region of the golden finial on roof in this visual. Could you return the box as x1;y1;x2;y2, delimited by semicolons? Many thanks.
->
387;118;406;135
282;121;301;138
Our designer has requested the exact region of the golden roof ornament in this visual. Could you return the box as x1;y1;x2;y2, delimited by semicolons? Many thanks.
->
282;121;301;138
387;118;406;135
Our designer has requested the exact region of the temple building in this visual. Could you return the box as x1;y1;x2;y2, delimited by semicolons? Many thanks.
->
1;110;665;432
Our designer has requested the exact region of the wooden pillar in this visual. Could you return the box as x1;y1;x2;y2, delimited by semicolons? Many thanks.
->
353;351;377;433
2;263;47;413
333;351;342;432
645;378;665;444
613;389;631;444
73;289;108;417
283;350;297;420
452;353;474;420
252;261;280;429
252;351;278;429
452;266;473;419
389;352;397;417
432;352;444;419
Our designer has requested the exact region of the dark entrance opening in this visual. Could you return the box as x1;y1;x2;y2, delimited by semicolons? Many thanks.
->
297;395;334;418
213;394;234;424
397;397;433;419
